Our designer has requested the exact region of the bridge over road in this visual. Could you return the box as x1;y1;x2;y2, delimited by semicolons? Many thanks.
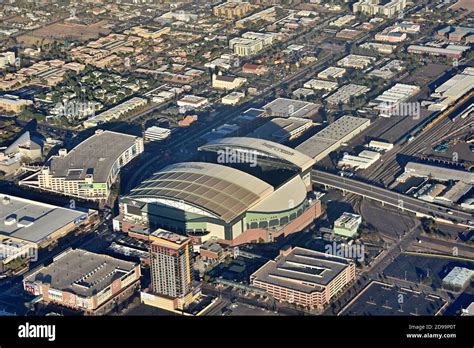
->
312;170;473;228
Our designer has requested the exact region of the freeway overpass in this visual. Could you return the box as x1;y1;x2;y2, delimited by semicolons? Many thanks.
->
312;170;473;228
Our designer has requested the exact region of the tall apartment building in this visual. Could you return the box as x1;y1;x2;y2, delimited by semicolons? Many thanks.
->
213;1;252;19
149;230;194;299
353;0;407;17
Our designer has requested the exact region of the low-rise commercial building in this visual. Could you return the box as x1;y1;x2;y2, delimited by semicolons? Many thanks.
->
330;15;356;27
442;267;473;289
130;26;171;39
144;126;171;142
222;91;245;105
251;247;356;309
229;32;274;57
369;59;405;79
334;212;362;237
336;29;363;40
247;117;313;143
368;140;394;152
177;95;209;109
236;6;277;28
296;115;371;161
360;42;396;54
407;44;470;59
325;84;369;105
0;194;97;276
212;74;247;90
242;63;268;75
338;150;381;170
337;54;376;69
23;248;140;315
373;83;420;116
318;66;347;80
0;131;42;175
0;51;15;69
303;79;338;91
428;70;474;111
404;162;474;184
0;95;33;113
263;98;320;119
83;97;148;128
353;0;407;17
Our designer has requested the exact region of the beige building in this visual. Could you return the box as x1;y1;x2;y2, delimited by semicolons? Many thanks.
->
212;74;247;90
0;95;33;113
213;1;252;19
130;26;171;39
251;247;356;309
141;230;201;312
229;32;274;57
23;249;140;315
353;0;407;17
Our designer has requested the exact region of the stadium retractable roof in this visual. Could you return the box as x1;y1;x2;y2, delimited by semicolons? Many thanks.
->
126;162;274;223
199;137;315;172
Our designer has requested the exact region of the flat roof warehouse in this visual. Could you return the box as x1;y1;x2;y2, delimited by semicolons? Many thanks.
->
0;194;88;244
296;115;371;161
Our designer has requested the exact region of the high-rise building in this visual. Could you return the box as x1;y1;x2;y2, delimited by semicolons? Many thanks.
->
149;229;193;298
141;229;200;312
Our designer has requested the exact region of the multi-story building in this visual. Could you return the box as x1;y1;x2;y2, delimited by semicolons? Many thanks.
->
251;247;356;309
0;51;15;69
144;126;171;142
337;54;376;70
141;230;200;311
149;230;193;298
213;1;252;19
229;32;274;57
333;212;362;237
353;0;407;18
0;95;33;113
235;6;277;28
23;248;140;315
212;74;247;90
20;130;143;201
318;66;347;80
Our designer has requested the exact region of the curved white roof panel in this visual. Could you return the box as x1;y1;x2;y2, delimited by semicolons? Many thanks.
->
199;137;315;172
250;176;307;213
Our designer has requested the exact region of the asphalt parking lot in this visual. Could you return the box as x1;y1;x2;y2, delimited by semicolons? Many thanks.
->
383;253;474;289
341;281;446;316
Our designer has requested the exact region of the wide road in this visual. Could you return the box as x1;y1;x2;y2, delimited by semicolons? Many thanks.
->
312;170;473;227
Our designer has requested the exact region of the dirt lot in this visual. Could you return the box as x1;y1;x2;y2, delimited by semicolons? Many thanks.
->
17;20;111;46
449;0;474;11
